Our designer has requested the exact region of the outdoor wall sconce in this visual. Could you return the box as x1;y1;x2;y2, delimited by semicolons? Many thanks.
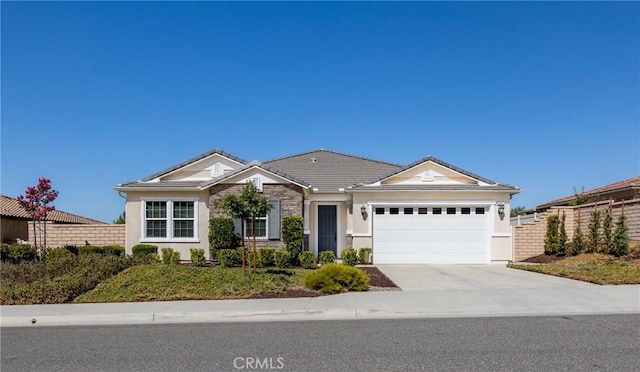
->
361;205;368;220
497;202;505;220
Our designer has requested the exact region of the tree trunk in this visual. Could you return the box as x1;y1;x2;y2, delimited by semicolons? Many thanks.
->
240;217;246;276
252;217;257;274
43;217;47;252
32;218;37;249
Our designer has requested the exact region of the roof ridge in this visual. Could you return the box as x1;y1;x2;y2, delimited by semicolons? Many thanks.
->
263;148;402;167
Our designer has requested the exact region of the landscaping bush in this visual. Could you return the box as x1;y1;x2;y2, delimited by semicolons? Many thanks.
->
612;214;630;257
0;244;37;264
358;248;372;264
319;250;336;265
63;245;79;255
78;245;125;257
282;216;304;265
217;249;240;268
209;218;239;259
190;248;206;267
161;248;181;265
274;250;292;269
46;247;73;261
0;254;133;305
298;251;317;269
258;248;276;268
132;244;158;260
304;263;369;294
587;208;601;253
342;248;358;266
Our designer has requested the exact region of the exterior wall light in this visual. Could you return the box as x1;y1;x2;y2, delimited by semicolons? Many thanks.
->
497;202;505;219
361;205;368;220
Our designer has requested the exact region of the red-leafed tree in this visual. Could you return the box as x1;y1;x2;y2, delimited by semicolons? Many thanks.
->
17;178;59;251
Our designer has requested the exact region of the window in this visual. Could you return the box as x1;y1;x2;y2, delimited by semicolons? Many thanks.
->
476;207;485;214
143;200;197;240
433;208;442;215
173;201;194;237
446;207;456;215
461;208;471;215
145;201;167;238
245;215;267;239
418;208;428;215
390;208;399;215
404;208;413;215
375;207;385;215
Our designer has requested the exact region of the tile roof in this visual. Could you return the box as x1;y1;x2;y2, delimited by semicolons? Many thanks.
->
199;162;311;189
537;176;640;209
262;149;402;193
140;148;247;182
1;195;105;224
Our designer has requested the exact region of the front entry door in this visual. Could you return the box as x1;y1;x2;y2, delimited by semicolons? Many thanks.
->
318;205;337;255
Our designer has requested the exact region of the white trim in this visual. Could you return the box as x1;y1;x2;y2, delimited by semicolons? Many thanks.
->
313;202;343;258
374;159;486;186
140;197;199;243
492;233;511;238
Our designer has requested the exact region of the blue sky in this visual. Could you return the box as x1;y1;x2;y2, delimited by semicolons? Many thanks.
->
2;2;638;223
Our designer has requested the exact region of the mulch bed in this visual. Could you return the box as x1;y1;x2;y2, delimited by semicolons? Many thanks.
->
246;266;400;299
519;254;564;264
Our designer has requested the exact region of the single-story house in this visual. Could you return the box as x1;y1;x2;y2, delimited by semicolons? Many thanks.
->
536;176;640;211
0;195;105;244
115;148;519;264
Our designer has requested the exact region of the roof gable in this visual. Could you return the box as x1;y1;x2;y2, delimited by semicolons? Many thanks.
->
141;148;246;182
201;162;310;190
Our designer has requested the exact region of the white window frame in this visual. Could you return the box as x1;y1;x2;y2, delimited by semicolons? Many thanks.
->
244;215;268;240
141;198;199;243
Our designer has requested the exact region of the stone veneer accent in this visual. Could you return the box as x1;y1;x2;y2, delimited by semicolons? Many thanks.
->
208;183;304;249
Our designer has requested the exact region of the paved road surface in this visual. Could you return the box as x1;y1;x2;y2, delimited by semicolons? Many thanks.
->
2;314;639;371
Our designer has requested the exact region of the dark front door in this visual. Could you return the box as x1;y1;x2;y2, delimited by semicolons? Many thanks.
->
318;205;337;254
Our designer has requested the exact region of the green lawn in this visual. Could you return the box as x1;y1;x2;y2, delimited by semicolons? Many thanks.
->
508;253;640;285
74;265;314;303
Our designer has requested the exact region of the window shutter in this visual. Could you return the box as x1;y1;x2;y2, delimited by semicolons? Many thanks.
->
268;199;280;240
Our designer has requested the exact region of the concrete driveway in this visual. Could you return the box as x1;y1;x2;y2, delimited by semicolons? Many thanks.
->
376;264;594;291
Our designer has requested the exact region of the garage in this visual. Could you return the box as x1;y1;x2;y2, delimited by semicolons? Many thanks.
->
372;206;489;264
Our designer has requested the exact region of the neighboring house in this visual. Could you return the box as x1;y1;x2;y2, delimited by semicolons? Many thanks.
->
115;148;519;264
536;176;640;211
0;195;105;244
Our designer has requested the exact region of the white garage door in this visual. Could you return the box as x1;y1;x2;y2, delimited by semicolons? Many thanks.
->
373;206;489;264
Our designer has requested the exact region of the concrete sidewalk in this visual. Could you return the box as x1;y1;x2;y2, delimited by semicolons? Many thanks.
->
2;283;639;327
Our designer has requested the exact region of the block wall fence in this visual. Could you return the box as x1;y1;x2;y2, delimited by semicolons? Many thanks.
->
513;199;639;262
28;222;126;248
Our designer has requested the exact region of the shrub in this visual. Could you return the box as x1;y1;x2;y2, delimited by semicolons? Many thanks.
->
342;248;358;266
190;248;206;267
572;217;586;256
305;263;369;294
132;244;158;260
209;218;239;259
161;248;181;265
258;248;276;267
217;249;240;268
46;247;73;261
78;245;125;257
274;250;292;268
587;208;601;253
298;251;317;269
612;214;630;257
0;254;133;305
544;215;560;255
282;216;304;264
358;248;372;264
0;244;37;264
601;208;614;254
319;250;336;265
63;245;79;255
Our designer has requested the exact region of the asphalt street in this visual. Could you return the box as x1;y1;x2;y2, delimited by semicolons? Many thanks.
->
2;314;639;372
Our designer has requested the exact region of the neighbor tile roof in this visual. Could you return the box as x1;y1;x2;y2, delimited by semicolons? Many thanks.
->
262;149;402;193
140;148;247;182
0;195;105;224
537;176;640;209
